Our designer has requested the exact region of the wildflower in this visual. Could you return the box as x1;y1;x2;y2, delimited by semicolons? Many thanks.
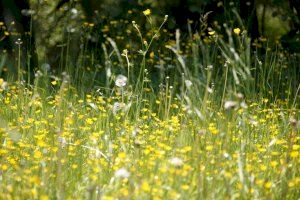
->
58;137;67;147
115;168;130;178
115;75;127;87
164;15;169;22
206;145;213;151
1;164;8;171
141;181;151;192
264;181;272;189
207;87;213;93
185;80;192;88
150;51;155;59
293;145;300;150
290;151;299;158
143;9;151;16
0;78;7;90
240;102;248;109
169;157;183;167
88;103;98;111
181;184;189;190
207;65;213;70
224;101;238;110
35;70;43;78
113;102;123;115
208;31;215;36
71;8;78;15
41;63;50;72
289;117;299;129
224;60;231;67
197;129;206;136
33;150;42;159
15;38;23;45
51;80;57;86
233;28;241;35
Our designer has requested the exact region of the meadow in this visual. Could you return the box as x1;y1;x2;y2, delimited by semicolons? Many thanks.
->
0;7;300;200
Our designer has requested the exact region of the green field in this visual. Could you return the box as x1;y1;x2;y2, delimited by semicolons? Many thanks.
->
0;3;300;200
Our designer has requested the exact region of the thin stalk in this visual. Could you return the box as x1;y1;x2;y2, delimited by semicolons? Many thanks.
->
221;65;229;108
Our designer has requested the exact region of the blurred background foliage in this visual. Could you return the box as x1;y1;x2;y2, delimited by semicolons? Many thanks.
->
0;0;299;92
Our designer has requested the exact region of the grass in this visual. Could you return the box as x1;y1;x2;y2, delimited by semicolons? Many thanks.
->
0;11;299;200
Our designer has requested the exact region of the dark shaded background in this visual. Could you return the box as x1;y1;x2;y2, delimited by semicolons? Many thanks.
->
0;0;299;80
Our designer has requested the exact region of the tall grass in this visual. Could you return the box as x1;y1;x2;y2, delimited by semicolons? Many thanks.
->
0;11;299;200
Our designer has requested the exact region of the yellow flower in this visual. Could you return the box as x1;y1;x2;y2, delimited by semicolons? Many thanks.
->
290;151;299;158
264;181;272;189
34;150;42;159
118;152;126;159
1;164;8;171
180;184;188;190
141;181;151;192
51;80;57;85
143;9;151;16
150;51;155;59
206;145;213;151
40;195;49;200
233;28;241;35
208;31;215;36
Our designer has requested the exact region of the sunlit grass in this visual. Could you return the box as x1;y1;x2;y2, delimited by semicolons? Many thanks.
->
0;75;299;199
0;10;299;200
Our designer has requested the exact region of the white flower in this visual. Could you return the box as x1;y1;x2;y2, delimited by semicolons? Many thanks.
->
35;70;43;78
207;65;213;70
207;87;213;94
185;80;192;88
224;101;238;110
115;75;128;87
132;128;141;137
88;103;99;111
223;153;230;159
250;119;258;126
71;8;78;15
169;157;183;167
115;168;130;178
240;101;248;109
113;102;122;115
58;137;67;147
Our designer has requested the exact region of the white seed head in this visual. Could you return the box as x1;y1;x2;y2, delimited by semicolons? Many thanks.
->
115;168;130;178
224;101;238;110
185;80;192;88
113;102;121;114
169;157;183;167
115;75;128;87
41;63;51;72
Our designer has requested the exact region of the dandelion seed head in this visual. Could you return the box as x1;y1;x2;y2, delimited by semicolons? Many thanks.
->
115;75;127;87
185;80;192;88
224;101;238;110
115;168;130;178
169;157;183;167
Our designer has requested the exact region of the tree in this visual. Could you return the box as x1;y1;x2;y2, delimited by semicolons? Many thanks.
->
0;0;37;79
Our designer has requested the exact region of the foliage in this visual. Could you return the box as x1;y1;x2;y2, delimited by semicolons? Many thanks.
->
0;1;299;199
